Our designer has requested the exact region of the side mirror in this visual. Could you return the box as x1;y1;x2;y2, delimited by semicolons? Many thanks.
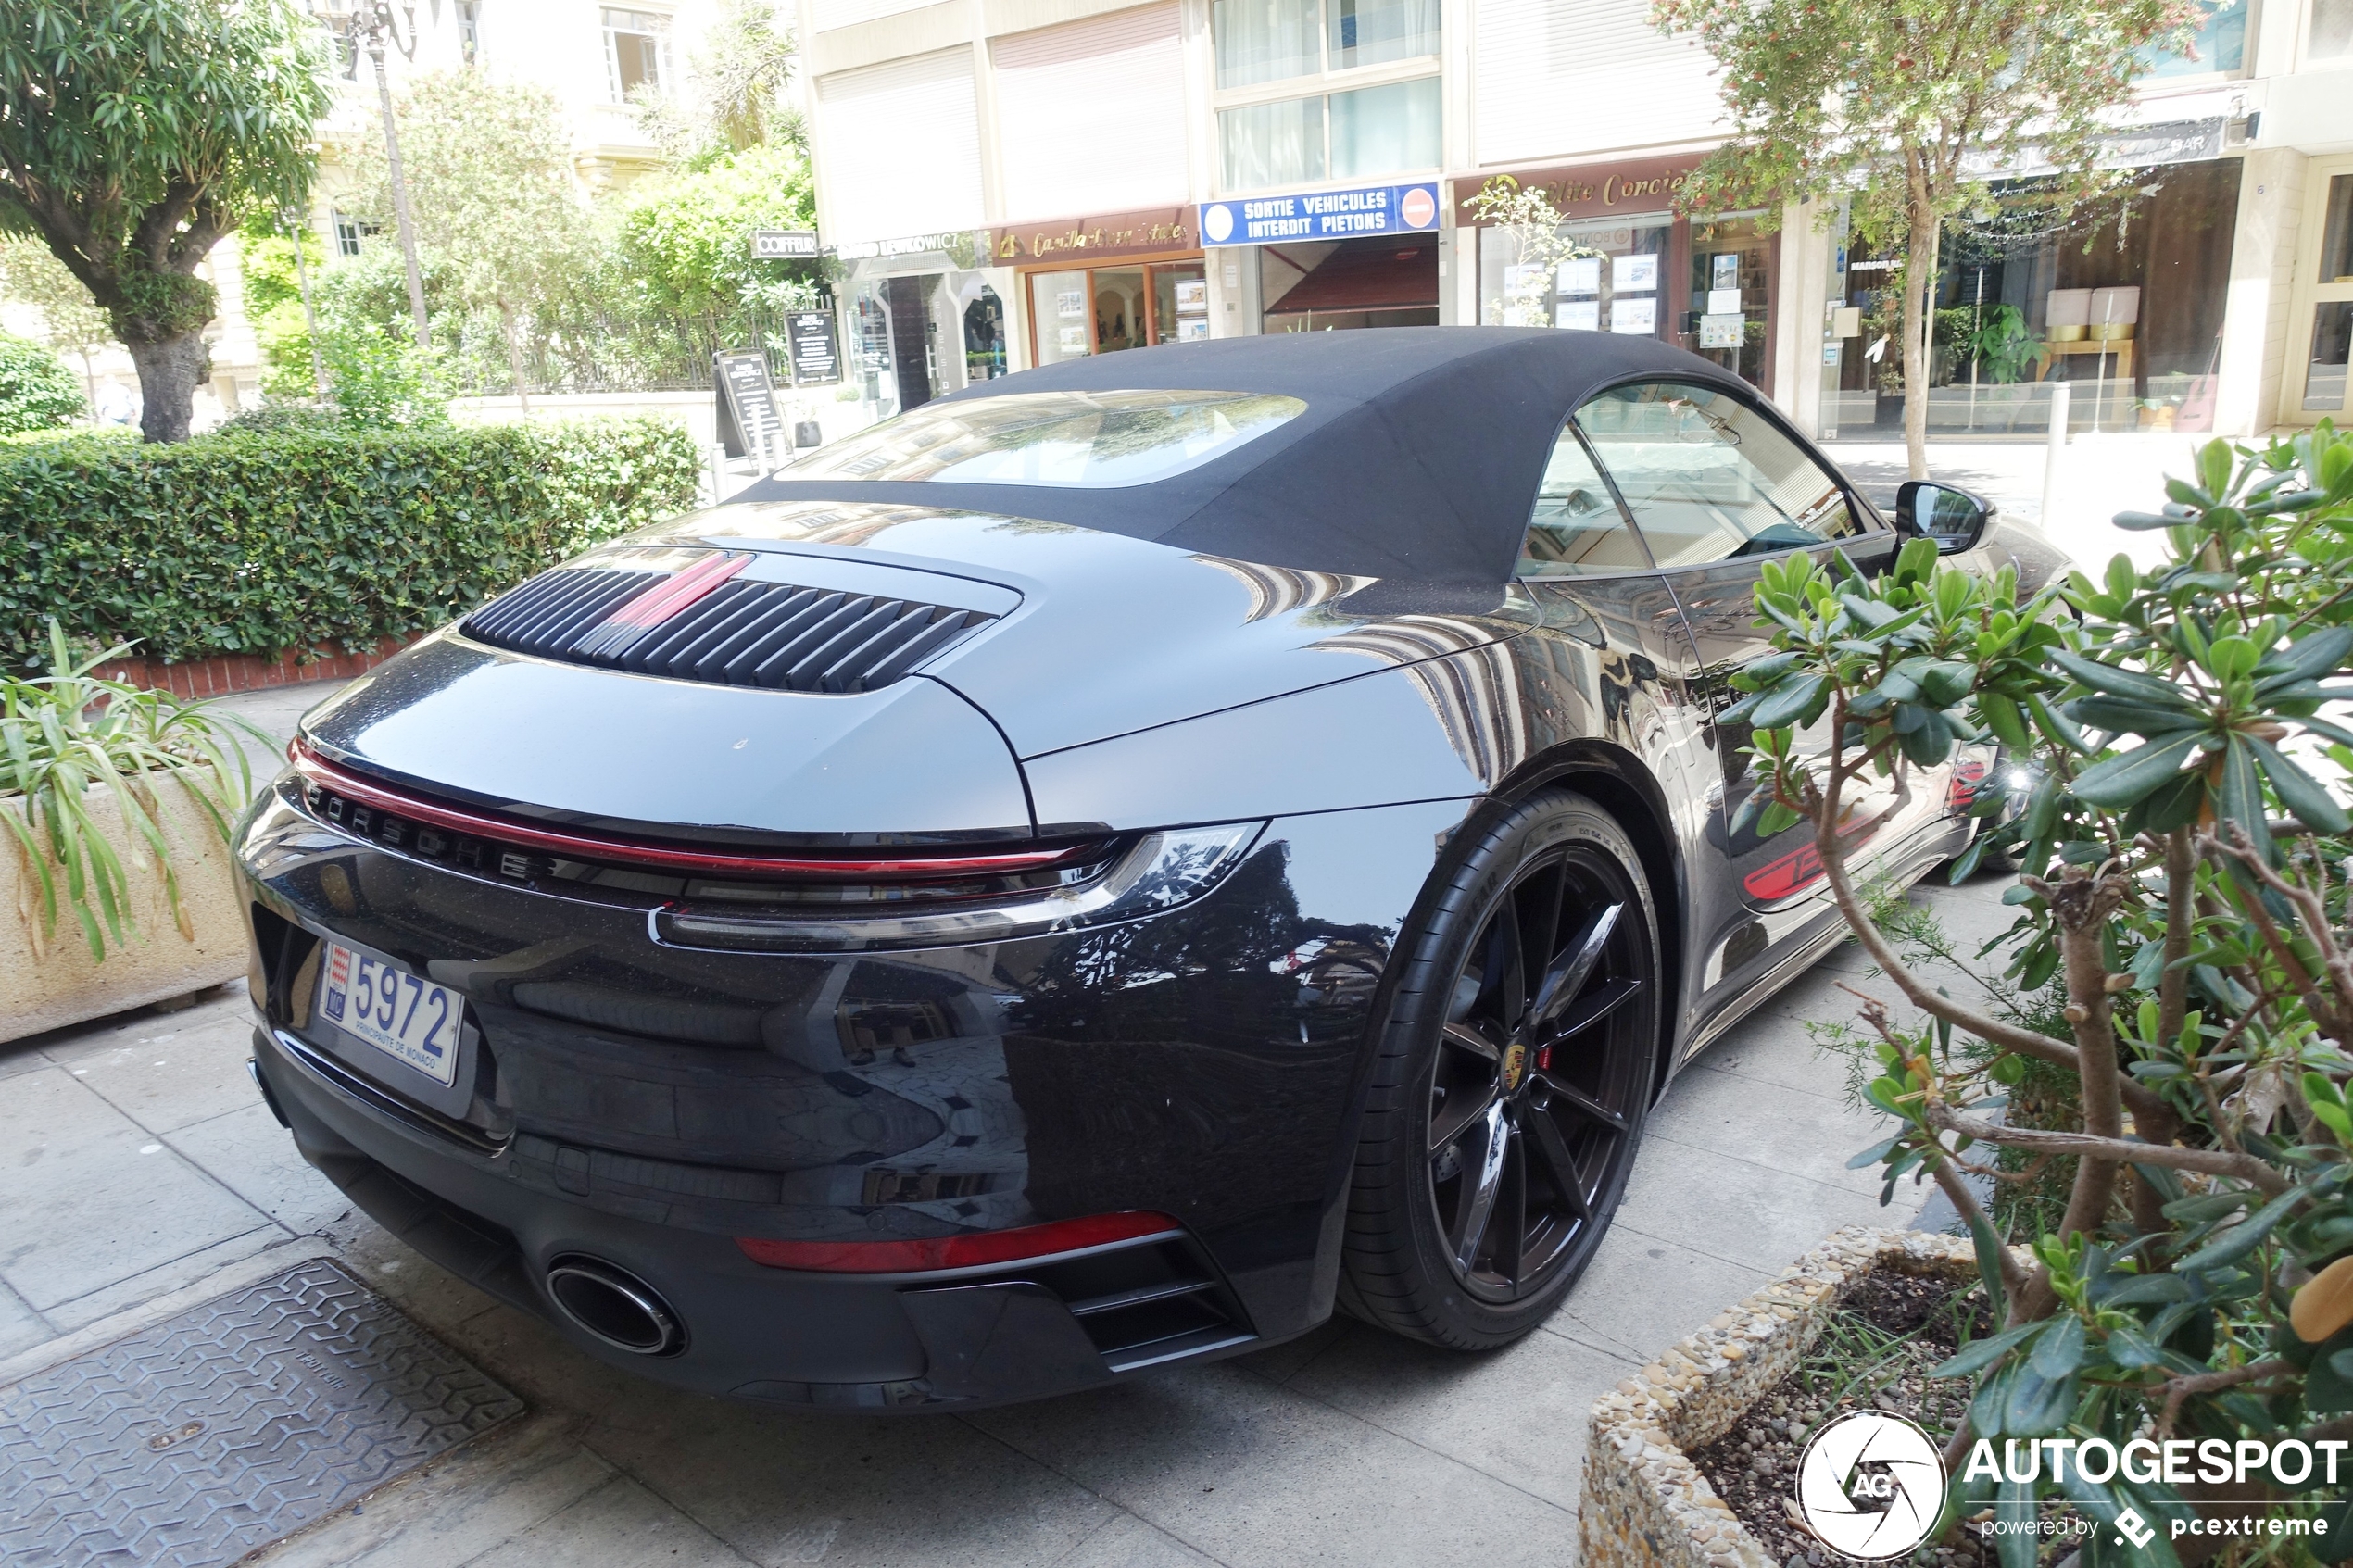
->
1895;480;1994;556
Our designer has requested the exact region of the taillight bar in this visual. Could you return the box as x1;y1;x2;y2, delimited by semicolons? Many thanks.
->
288;738;1091;882
735;1212;1183;1273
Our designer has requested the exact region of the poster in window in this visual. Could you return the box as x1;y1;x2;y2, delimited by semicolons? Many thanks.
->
1057;290;1086;320
1712;253;1741;291
1556;300;1601;331
1174;280;1208;314
1058;325;1088;352
1504;264;1548;296
1556;257;1602;296
1612;254;1657;293
1177;317;1212;341
1610;297;1656;334
1707;287;1743;316
1700;312;1744;348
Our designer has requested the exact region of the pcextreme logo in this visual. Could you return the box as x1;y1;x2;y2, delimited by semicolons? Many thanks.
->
1793;1412;1945;1560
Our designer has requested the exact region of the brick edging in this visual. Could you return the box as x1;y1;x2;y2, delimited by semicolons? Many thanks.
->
94;633;426;701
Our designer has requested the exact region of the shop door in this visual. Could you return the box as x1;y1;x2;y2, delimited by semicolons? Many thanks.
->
883;275;936;412
1573;380;1939;915
2284;161;2353;428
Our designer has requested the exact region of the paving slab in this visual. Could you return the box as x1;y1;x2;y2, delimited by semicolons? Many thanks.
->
585;1381;1122;1568
965;1362;1579;1568
249;1414;615;1568
1611;1135;1895;1276
1553;1220;1773;1367
1050;1513;1224;1568
0;1064;273;1312
168;1101;355;1236
1281;1315;1633;1510
458;1472;754;1568
46;1007;269;1134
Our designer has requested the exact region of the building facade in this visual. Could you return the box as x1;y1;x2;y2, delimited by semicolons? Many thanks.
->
798;0;2353;439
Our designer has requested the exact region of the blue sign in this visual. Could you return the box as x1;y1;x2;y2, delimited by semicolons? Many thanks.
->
1198;182;1441;248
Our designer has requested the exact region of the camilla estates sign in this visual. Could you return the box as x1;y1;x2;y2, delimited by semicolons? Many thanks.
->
988;207;1194;264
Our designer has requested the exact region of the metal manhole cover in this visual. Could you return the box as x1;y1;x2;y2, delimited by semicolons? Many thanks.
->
0;1257;523;1567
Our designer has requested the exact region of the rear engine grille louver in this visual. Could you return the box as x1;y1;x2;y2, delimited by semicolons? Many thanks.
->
462;562;999;694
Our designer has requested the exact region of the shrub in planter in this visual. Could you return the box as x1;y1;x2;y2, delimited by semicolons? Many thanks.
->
1724;422;2353;1556
0;417;701;670
0;333;86;435
3;623;261;963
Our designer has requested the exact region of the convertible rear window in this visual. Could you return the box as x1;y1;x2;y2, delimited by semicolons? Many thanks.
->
783;390;1305;489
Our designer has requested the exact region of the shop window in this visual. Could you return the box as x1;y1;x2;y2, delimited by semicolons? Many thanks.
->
1327;0;1439;69
1329;78;1440;180
2305;304;2351;412
1214;0;1436;86
1478;213;1671;336
963;286;1006;382
2138;0;2245;76
1689;216;1770;387
457;0;484;63
2313;0;2353;61
1573;383;1859;570
1517;427;1648;577
2317;174;2353;288
1029;262;1209;364
603;7;671;101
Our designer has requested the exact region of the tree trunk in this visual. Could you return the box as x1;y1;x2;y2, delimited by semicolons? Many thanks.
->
1902;204;1937;481
498;300;531;416
124;330;211;444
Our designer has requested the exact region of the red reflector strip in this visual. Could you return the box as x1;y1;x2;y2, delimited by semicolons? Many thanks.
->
735;1211;1182;1273
289;739;1093;882
604;551;749;630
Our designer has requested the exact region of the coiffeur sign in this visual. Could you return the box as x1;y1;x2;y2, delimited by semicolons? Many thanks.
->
989;207;1194;265
1451;155;1702;227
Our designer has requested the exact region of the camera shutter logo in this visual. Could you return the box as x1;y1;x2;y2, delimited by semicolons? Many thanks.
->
1793;1411;1945;1560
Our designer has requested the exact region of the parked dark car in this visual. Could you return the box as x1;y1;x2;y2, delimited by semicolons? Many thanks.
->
237;328;2060;1410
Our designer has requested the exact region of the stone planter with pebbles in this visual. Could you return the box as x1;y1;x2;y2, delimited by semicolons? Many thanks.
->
1579;1226;1997;1568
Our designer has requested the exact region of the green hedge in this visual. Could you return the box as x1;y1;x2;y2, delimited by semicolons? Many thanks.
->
0;418;703;669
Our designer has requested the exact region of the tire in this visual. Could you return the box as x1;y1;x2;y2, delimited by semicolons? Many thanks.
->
1338;790;1663;1349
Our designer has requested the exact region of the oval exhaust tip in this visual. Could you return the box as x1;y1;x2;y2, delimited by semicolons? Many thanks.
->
545;1257;685;1356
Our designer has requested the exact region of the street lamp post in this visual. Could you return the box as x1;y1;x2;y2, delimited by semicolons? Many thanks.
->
325;0;432;351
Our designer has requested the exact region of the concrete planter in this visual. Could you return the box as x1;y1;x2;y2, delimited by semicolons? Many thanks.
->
1;773;246;1044
1579;1225;1984;1568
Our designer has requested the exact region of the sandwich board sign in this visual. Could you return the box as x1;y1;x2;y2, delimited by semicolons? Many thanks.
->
714;348;783;461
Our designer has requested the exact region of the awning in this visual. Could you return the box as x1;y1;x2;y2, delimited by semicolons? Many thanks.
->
1265;238;1440;316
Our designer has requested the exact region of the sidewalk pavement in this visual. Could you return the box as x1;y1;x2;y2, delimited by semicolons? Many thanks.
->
0;680;2029;1568
1824;430;2205;574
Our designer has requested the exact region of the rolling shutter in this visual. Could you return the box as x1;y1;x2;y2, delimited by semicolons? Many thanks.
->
814;48;986;245
1473;0;1723;169
992;4;1189;222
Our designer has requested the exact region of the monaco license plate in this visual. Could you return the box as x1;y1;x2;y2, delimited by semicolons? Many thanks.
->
316;941;463;1088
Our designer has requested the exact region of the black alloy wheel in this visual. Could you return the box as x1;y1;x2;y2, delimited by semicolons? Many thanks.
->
1340;791;1661;1349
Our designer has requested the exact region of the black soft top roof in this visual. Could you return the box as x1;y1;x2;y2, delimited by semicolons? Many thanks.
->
737;326;1753;583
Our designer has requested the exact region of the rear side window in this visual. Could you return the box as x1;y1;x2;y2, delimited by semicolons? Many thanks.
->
785;389;1304;488
1516;422;1651;576
1573;382;1864;568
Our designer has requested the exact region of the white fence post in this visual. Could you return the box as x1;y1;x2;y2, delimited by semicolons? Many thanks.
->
2040;383;2071;529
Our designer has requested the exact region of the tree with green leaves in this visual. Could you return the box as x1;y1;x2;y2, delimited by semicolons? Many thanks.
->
634;0;801;165
0;333;84;433
0;0;330;442
1653;0;2192;479
0;237;117;408
343;69;588;412
1724;427;2353;1552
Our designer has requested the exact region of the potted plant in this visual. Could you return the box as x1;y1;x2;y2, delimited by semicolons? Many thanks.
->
4;623;263;1041
1585;423;2353;1563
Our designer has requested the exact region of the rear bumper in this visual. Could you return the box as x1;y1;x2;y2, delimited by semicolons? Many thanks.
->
237;780;1474;1407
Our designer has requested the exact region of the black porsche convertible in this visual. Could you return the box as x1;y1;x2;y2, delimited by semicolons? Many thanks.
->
237;328;2063;1409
